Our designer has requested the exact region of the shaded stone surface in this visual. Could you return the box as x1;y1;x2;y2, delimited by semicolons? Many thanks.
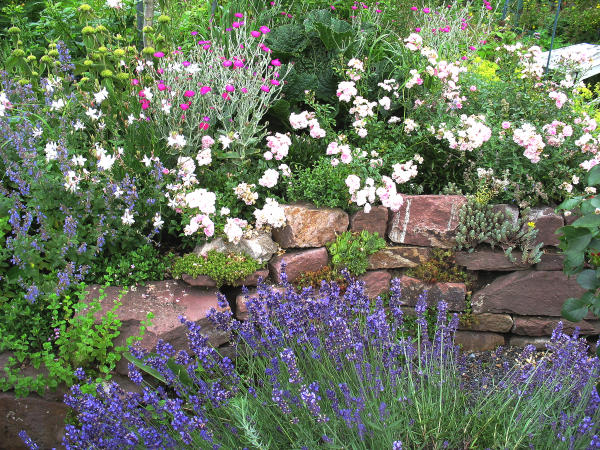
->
268;247;329;283
455;331;505;352
367;246;431;269
0;391;68;450
272;203;349;248
534;251;564;271
455;250;530;271
195;233;279;263
85;281;230;375
512;316;600;336
358;270;391;298
182;274;217;287
233;268;270;287
387;195;467;248
523;207;564;247
471;270;586;316
459;313;514;333
349;206;389;237
396;275;467;311
509;336;551;350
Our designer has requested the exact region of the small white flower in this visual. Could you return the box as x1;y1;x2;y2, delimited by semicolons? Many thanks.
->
121;208;135;226
73;120;85;131
85;107;102;121
127;114;136;125
220;207;230;216
50;99;65;111
71;155;86;166
32;127;43;138
141;154;152;167
45;141;59;162
94;87;109;104
167;133;187;149
153;213;164;229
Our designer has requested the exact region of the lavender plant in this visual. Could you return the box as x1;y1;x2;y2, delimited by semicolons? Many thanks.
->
28;270;600;449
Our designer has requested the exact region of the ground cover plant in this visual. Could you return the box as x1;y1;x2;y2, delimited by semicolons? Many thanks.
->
19;274;600;448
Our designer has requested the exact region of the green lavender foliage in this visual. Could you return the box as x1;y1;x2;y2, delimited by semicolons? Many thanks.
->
455;196;543;264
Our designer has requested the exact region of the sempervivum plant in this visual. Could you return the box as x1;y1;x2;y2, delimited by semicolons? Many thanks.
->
21;270;600;449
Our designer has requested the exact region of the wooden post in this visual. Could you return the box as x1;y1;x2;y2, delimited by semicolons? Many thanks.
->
143;0;154;47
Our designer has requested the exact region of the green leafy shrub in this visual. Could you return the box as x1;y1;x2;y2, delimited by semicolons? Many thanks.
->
287;157;355;209
327;230;386;276
557;165;600;338
90;244;173;287
171;250;263;288
0;284;148;397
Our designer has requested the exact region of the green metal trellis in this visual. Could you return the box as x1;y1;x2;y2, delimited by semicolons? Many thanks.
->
500;0;563;75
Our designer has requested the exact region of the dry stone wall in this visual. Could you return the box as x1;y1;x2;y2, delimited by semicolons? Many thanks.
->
220;197;598;354
2;196;597;448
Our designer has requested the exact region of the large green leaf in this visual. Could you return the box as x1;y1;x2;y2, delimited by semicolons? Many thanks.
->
588;165;600;186
560;226;593;251
265;24;309;56
562;296;590;322
572;214;600;228
577;269;600;290
304;9;353;51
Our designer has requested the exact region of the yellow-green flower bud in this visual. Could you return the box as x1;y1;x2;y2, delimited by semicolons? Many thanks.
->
79;76;90;83
48;42;57;49
142;26;154;33
8;26;20;35
116;72;129;81
40;55;53;63
155;34;166;43
31;71;39;77
113;48;126;57
12;49;25;57
126;46;136;53
18;79;30;86
78;3;92;12
26;55;36;62
17;40;23;46
100;69;113;78
83;59;94;66
141;46;155;56
81;26;95;35
157;14;171;23
53;61;61;67
95;25;108;33
97;46;108;53
48;49;59;57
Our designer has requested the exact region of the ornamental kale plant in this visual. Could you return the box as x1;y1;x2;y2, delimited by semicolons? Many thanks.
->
32;272;600;449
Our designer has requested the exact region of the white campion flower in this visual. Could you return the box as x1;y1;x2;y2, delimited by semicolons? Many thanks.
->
153;213;164;229
98;153;117;171
86;107;103;121
64;170;79;193
45;141;59;162
50;99;65;111
32;127;43;138
167;133;187;149
141;155;152;167
71;155;86;166
73;120;86;131
121;208;134;226
94;88;109;104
